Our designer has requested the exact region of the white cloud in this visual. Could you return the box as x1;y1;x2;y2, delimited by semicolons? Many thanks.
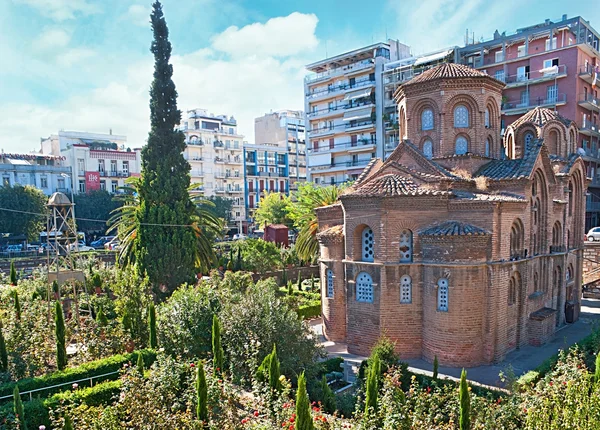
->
126;4;150;27
12;0;100;21
32;28;71;51
56;47;96;67
211;12;319;58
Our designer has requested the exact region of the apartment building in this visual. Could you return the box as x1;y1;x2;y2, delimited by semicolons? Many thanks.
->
243;143;288;227
179;108;245;226
456;15;600;229
40;130;141;194
304;40;411;185
255;110;306;190
0;152;71;195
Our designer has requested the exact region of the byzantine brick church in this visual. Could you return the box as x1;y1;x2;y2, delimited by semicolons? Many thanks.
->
316;63;587;366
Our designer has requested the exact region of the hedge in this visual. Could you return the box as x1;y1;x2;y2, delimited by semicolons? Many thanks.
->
297;302;321;320
0;349;156;400
0;398;50;429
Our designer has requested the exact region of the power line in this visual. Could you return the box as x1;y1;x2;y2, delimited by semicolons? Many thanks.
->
0;206;197;228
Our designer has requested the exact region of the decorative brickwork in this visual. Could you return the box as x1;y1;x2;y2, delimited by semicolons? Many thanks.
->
317;63;587;367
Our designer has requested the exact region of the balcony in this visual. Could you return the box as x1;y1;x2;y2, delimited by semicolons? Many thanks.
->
304;60;374;84
186;139;204;146
579;93;600;111
504;65;567;88
224;157;242;164
213;140;225;148
308;139;377;155
100;170;130;178
579;121;600;138
214;157;225;163
305;79;375;102
501;93;566;115
308;159;371;173
245;157;256;164
578;64;600;85
307;100;375;120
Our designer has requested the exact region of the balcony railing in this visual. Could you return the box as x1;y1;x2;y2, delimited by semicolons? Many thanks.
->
579;93;600;111
214;141;224;148
308;139;376;154
308;120;375;137
307;100;374;119
501;93;566;113
100;170;130;178
503;65;567;86
304;60;374;83
578;64;600;84
579;120;600;138
308;159;371;171
306;79;375;100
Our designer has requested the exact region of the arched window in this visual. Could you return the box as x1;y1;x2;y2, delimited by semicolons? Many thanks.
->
190;135;198;144
399;229;413;262
423;139;433;159
552;221;562;248
510;219;524;259
524;132;534;146
400;275;412;304
356;272;374;303
485;138;491;157
567;265;573;282
548;129;559;154
534;272;539;292
437;278;449;311
455;136;468;155
361;227;374;262
326;269;334;298
484;108;490;128
421;109;434;131
508;277;516;305
454;105;469;128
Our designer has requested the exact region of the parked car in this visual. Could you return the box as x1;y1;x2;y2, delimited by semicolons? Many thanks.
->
91;236;115;249
6;244;23;252
104;237;120;250
587;227;600;241
232;233;247;241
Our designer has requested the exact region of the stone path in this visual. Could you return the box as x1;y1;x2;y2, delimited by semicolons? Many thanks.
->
310;299;600;388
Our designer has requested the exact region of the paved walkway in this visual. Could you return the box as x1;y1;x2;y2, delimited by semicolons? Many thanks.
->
310;299;600;388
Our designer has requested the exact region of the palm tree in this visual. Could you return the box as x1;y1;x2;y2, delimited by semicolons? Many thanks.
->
291;183;345;262
108;177;222;274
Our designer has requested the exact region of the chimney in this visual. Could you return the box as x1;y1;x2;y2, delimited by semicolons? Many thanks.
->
109;128;112;135
562;14;567;21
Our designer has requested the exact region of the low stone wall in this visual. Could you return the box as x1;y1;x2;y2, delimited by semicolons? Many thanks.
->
251;266;320;284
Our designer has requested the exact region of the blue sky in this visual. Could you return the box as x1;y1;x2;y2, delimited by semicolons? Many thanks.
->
0;0;598;153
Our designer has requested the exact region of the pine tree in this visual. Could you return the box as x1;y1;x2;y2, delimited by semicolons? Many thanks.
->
459;368;471;430
0;320;8;373
13;385;26;430
96;305;108;327
63;415;73;430
148;303;157;349
365;354;380;416
432;355;439;381
320;375;336;414
13;291;21;321
295;372;314;430
133;0;198;294
9;261;17;286
196;362;208;425
137;353;145;376
268;344;281;392
55;301;67;371
212;315;223;373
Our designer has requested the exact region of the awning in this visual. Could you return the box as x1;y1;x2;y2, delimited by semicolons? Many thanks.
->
343;107;373;122
414;49;453;66
344;87;372;101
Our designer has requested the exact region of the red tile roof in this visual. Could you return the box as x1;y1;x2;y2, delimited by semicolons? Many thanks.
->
407;63;490;85
510;106;573;129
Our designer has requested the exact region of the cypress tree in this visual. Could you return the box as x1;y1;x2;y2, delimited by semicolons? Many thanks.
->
10;261;17;286
55;301;67;371
63;415;73;430
365;354;380;416
148;303;157;349
196;362;208;425
137;353;145;376
432;355;439;381
13;291;21;321
595;353;600;383
459;368;471;430
236;246;242;271
320;375;336;414
295;372;313;430
212;315;223;373
13;385;26;430
281;266;287;287
133;0;198;294
96;305;108;327
268;344;280;392
297;273;302;291
0;321;7;373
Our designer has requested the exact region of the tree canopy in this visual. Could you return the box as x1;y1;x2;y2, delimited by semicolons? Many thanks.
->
73;190;122;235
253;191;292;228
0;185;48;241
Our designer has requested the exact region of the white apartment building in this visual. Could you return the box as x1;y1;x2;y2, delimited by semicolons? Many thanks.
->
304;40;411;185
41;130;141;194
179;108;245;226
41;130;141;193
254;110;306;190
0;152;71;195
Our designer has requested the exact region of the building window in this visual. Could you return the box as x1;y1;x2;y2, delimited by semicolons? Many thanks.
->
78;180;86;193
494;70;505;83
517;45;526;57
356;272;374;303
98;159;105;173
110;160;117;174
545;37;557;51
421;109;434;130
485;138;491;157
77;158;85;172
524;132;534;146
57;177;65;190
399;229;413;262
508;275;517;305
455;136;468;155
2;177;9;187
423;140;433;159
111;180;118;193
437;278;449;311
520;89;529;107
122;161;129;175
484;109;490;128
453;105;469;128
547;84;558;103
495;51;504;63
100;180;106;191
326;269;334;298
400;275;412;304
361;226;374;262
40;177;48;188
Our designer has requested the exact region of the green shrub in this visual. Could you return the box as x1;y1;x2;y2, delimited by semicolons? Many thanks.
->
0;349;156;399
320;357;344;375
0;398;49;429
296;302;321;320
46;379;122;408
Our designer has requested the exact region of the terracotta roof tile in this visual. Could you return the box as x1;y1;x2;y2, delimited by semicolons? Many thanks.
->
406;63;492;85
474;142;542;180
511;107;573;129
347;173;447;198
419;220;490;236
316;225;344;241
451;190;526;202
